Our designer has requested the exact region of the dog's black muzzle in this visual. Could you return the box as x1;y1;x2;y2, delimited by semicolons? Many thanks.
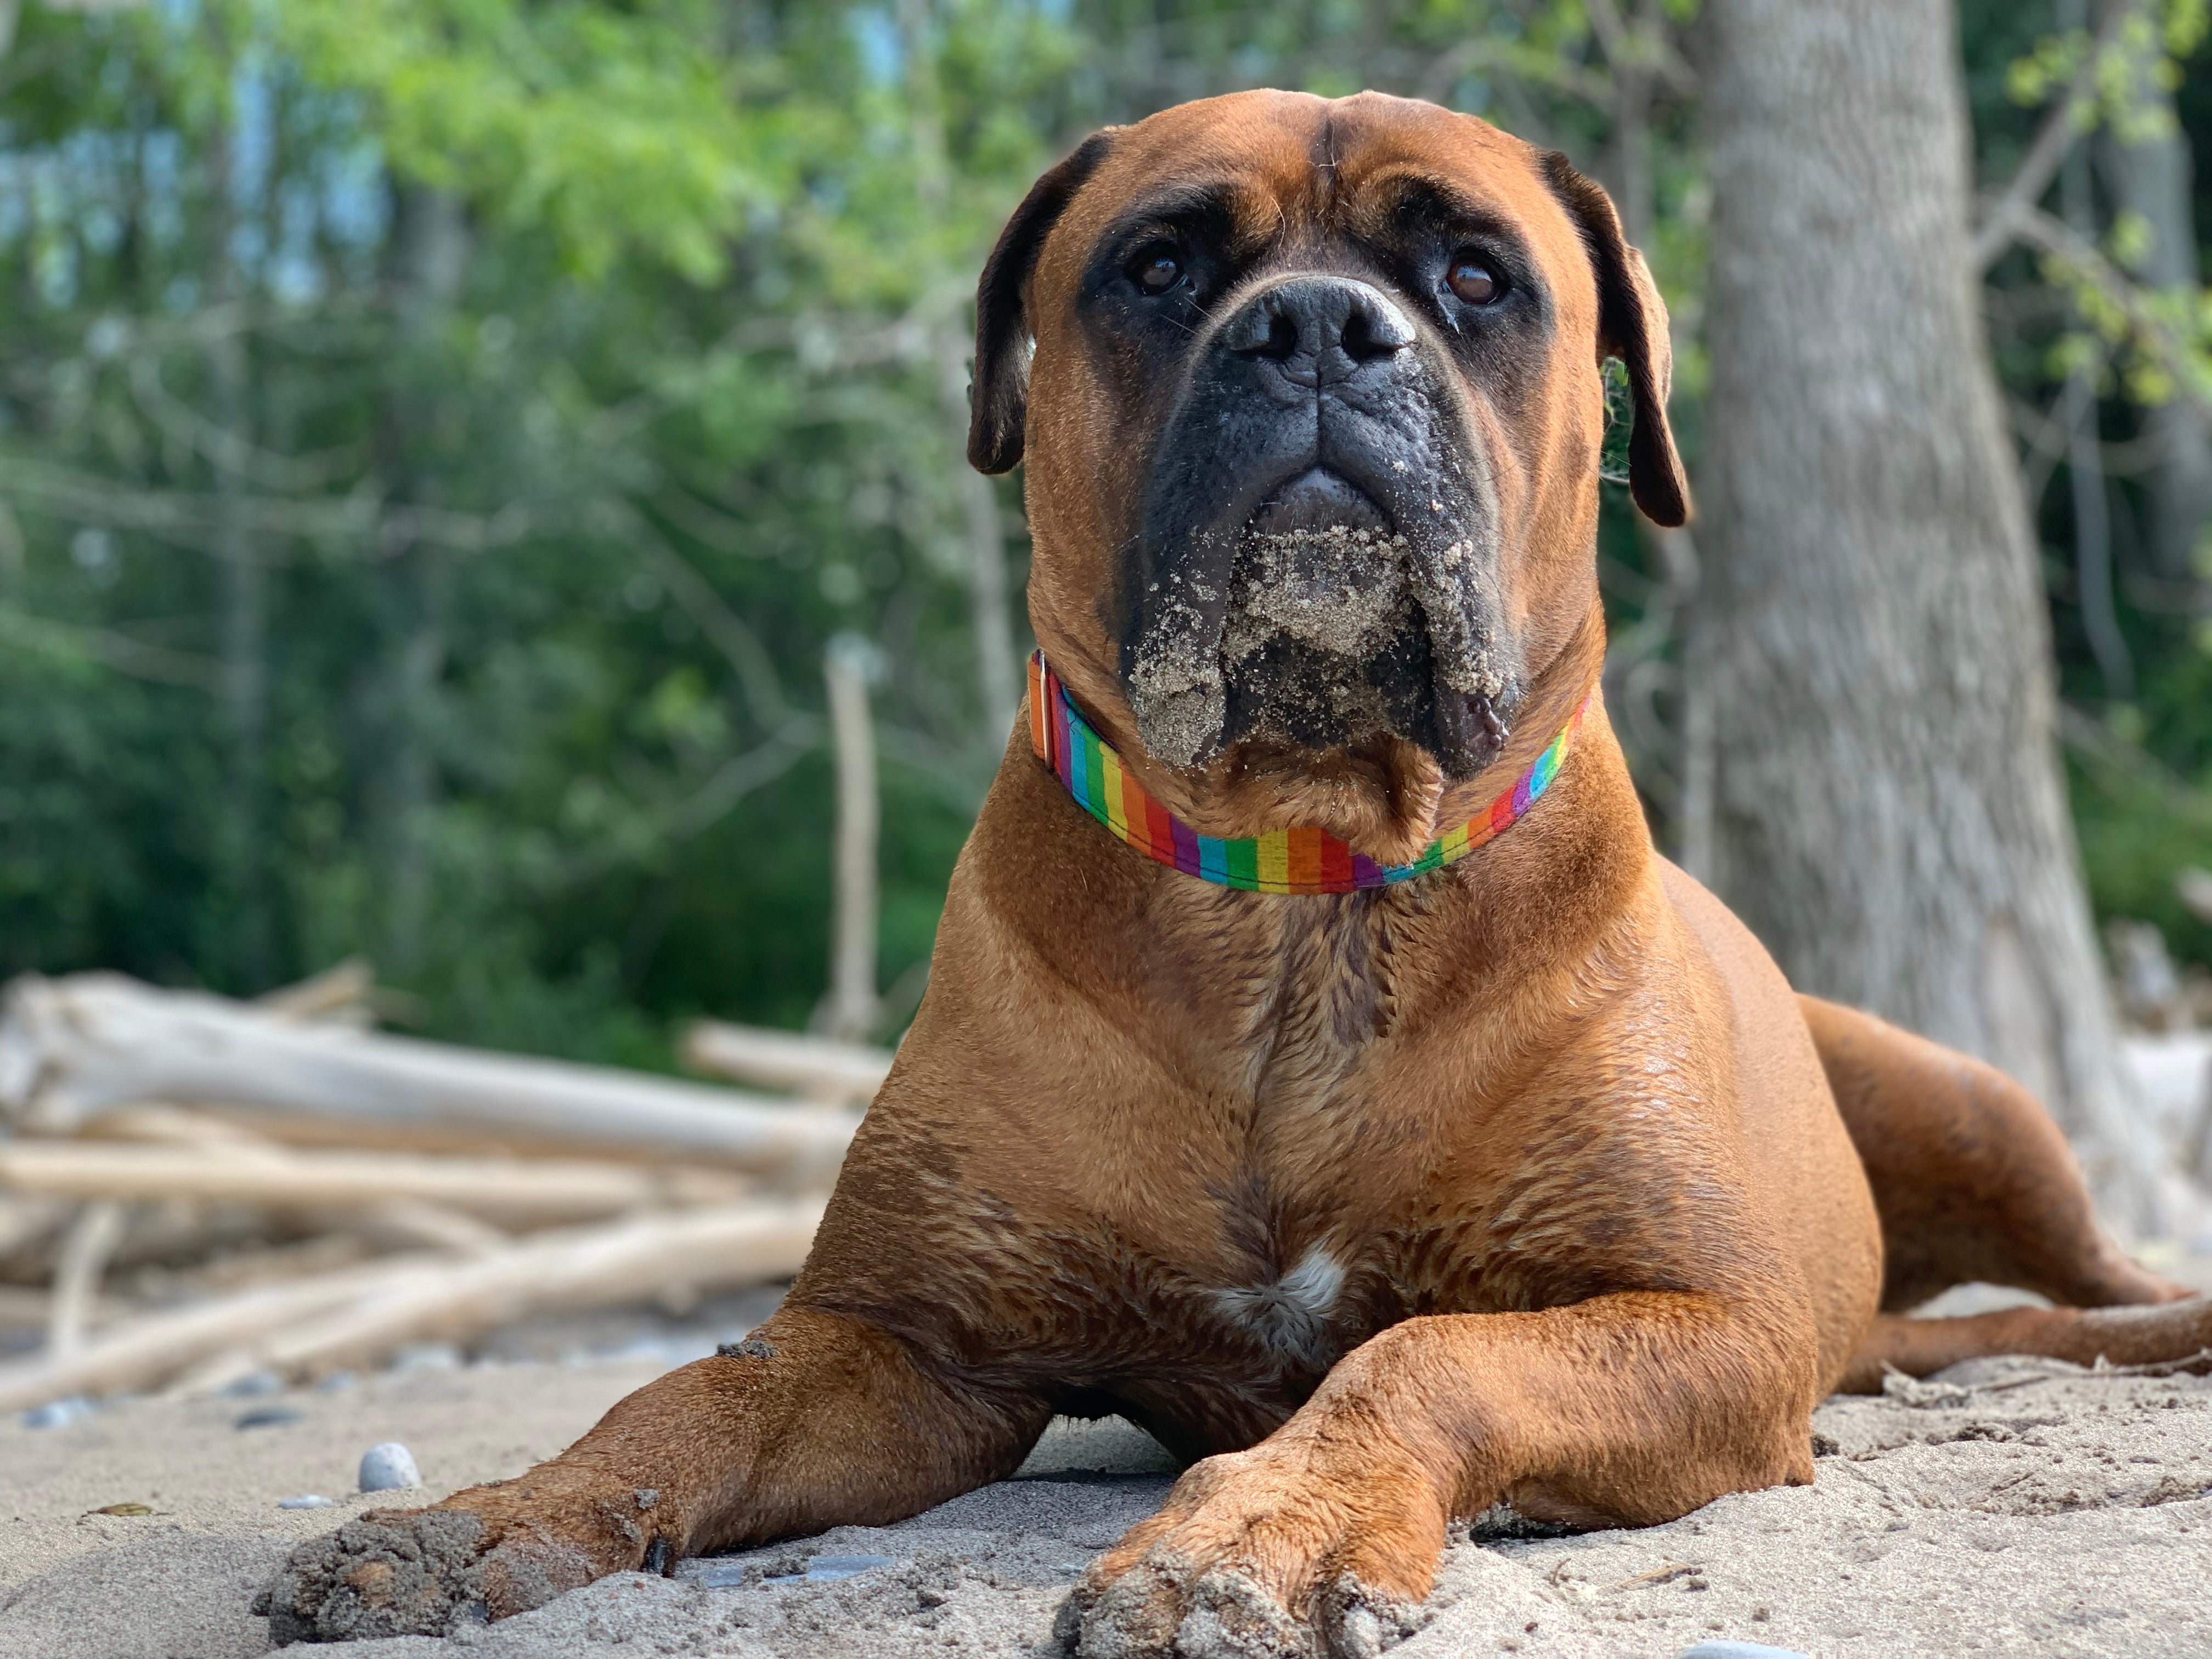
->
1122;274;1516;778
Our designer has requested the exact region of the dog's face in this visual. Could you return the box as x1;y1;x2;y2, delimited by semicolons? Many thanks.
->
972;92;1684;857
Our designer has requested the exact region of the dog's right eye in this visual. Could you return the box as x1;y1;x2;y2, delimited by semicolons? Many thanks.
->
1128;244;1184;295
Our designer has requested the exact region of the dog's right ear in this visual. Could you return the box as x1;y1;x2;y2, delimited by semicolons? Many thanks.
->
968;131;1116;476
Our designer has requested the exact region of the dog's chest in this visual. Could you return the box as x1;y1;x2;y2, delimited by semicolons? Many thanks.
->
1133;889;1445;1340
1202;1239;1352;1369
1154;882;1420;1105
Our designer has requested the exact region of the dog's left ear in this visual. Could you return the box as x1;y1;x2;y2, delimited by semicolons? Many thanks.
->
968;130;1117;475
1542;153;1690;527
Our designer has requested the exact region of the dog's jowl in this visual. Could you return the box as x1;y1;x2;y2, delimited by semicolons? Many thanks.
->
262;90;2212;1658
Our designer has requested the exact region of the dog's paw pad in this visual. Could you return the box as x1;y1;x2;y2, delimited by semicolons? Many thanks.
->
1315;1572;1425;1658
261;1510;491;1643
1175;1566;1311;1658
1067;1550;1196;1659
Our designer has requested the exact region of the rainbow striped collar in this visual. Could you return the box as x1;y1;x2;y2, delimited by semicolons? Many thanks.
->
1027;651;1588;895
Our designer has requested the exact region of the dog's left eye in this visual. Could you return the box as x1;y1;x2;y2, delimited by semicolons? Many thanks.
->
1446;253;1503;306
1129;244;1184;295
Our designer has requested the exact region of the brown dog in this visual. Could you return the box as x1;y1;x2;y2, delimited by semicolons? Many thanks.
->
263;91;2212;1655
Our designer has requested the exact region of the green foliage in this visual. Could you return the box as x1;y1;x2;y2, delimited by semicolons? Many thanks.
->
0;0;2208;1065
276;0;773;282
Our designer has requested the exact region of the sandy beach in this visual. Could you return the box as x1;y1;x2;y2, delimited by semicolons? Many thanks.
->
7;1344;2212;1659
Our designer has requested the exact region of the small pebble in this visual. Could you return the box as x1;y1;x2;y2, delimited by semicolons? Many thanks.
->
358;1442;423;1492
763;1553;896;1585
391;1341;462;1373
221;1369;285;1398
1680;1644;1811;1659
315;1370;359;1393
278;1495;336;1510
235;1407;304;1430
22;1397;91;1429
687;1561;751;1588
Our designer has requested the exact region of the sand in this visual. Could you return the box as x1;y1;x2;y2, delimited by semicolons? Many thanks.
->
6;1351;2212;1658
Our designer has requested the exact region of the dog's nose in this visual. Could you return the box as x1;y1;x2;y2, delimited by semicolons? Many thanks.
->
1221;276;1415;383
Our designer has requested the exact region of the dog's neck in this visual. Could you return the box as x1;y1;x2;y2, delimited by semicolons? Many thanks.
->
969;600;1651;1088
1030;651;1593;893
1032;600;1610;867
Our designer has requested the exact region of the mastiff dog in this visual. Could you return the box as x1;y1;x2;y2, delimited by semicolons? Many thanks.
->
264;90;2212;1656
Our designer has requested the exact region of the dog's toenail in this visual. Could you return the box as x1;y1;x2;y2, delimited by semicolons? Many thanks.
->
644;1536;672;1576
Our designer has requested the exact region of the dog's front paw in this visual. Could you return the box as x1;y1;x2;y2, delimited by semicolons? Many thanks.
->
257;1477;666;1642
1058;1447;1437;1658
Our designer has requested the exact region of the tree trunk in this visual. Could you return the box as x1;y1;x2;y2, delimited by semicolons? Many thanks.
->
212;331;271;985
2096;0;2212;595
209;67;272;988
899;0;1020;741
0;971;855;1176
376;184;469;975
2059;0;2131;699
1692;0;2181;1234
819;636;882;1043
939;326;1020;738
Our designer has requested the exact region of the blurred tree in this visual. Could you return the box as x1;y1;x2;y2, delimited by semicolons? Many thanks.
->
1692;0;2178;1230
2094;0;2212;591
0;0;2204;1170
0;0;1063;1058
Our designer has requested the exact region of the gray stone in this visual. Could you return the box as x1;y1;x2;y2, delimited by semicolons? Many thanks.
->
762;1553;896;1585
278;1495;336;1510
390;1341;462;1372
21;1397;91;1429
1680;1644;1812;1659
686;1560;751;1588
357;1442;423;1493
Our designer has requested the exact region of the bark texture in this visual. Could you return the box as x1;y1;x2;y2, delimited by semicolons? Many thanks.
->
1692;0;2174;1229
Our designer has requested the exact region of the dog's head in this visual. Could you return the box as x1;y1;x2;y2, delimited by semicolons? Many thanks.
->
973;91;1684;861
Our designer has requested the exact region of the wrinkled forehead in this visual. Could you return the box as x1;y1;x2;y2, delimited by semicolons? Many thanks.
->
1034;91;1598;326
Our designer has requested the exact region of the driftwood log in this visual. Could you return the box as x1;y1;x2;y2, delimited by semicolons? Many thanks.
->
0;973;857;1178
0;1141;750;1225
172;1198;824;1394
0;1251;448;1414
680;1018;893;1107
0;1199;823;1412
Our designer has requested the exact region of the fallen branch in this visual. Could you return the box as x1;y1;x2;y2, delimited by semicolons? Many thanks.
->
171;1198;825;1396
255;956;376;1024
0;973;856;1180
680;1019;892;1108
358;1199;508;1257
0;1140;749;1225
0;1197;823;1412
47;1200;126;1357
0;1194;69;1263
0;1251;448;1414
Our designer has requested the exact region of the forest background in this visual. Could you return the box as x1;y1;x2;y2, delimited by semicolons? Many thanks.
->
2;0;2208;1079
